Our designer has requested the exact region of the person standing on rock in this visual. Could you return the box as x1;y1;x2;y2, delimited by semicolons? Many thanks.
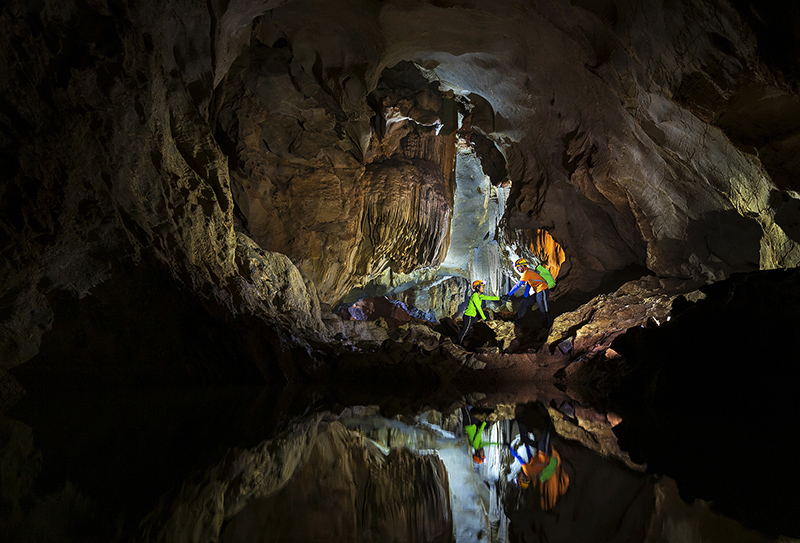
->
458;280;500;346
506;257;555;328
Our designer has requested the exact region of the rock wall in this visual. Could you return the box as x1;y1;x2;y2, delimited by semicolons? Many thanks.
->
379;0;800;293
215;45;458;303
0;0;328;376
2;0;800;398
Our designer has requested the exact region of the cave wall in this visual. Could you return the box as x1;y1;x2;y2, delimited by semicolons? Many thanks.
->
0;0;330;374
3;2;800;539
214;45;458;303
2;0;800;372
374;0;800;291
607;267;800;537
204;0;800;300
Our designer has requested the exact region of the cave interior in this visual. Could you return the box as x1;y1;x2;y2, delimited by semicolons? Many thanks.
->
2;0;800;541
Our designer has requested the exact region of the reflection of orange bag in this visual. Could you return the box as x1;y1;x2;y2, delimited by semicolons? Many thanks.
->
522;448;570;510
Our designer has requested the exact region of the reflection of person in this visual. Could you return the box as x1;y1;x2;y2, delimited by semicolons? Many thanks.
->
508;418;569;510
458;280;500;345
507;258;554;327
462;407;499;464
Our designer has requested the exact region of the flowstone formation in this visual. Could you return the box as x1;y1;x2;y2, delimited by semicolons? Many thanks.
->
216;56;458;304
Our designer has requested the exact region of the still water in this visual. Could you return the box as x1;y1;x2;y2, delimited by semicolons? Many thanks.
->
5;384;763;542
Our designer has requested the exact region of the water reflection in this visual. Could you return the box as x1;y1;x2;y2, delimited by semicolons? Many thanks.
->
4;384;774;543
339;404;571;543
341;410;509;542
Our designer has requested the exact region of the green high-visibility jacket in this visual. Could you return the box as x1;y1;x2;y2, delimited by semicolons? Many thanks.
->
464;292;500;319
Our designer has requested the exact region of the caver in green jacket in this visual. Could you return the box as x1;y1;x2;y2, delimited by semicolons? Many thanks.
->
463;291;500;320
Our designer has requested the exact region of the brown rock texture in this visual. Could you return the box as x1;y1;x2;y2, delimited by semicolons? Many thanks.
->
3;0;800;375
142;416;453;543
0;0;330;375
1;1;800;540
215;50;457;303
547;275;706;360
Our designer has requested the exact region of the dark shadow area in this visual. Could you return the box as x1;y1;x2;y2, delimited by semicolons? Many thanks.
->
464;128;509;186
730;0;800;85
609;267;800;538
458;319;504;351
771;190;800;244
685;209;762;272
504;439;656;543
7;384;269;539
3;254;320;540
10;255;290;393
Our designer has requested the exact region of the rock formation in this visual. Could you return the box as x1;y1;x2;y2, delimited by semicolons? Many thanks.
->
3;0;800;370
2;0;800;541
605;267;800;538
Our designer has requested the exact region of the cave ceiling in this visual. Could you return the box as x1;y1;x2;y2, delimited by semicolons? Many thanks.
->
1;0;800;370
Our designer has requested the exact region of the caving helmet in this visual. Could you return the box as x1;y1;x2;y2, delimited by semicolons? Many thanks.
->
516;474;531;489
472;280;486;290
472;448;486;464
514;258;528;270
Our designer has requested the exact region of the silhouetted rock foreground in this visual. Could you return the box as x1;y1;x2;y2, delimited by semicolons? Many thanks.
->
608;267;800;538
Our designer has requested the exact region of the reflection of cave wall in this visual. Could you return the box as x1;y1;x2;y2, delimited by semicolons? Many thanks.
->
220;422;453;543
139;417;453;543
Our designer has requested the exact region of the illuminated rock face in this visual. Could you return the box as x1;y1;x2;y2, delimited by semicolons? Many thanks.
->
242;0;800;298
216;53;457;304
3;2;800;540
443;140;511;296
